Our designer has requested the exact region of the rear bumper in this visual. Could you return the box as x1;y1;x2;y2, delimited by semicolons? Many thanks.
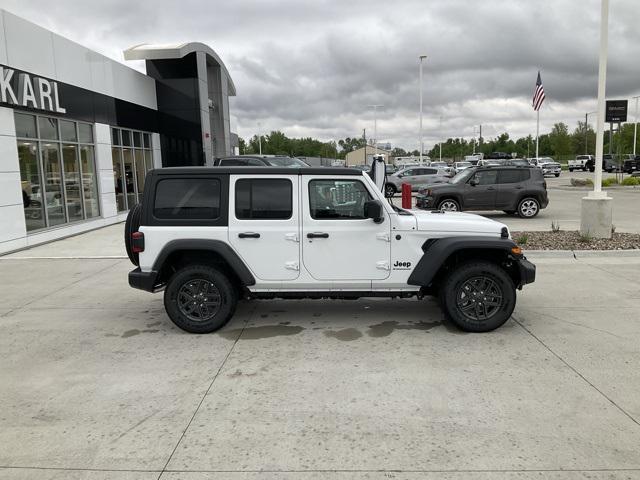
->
128;267;160;292
517;258;536;287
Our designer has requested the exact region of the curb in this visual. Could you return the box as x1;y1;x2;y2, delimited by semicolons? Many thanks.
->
525;249;640;259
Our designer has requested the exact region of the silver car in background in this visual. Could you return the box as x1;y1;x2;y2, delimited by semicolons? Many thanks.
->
453;161;473;174
384;166;450;196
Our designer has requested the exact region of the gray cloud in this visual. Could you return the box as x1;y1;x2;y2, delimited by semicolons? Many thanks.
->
1;0;639;151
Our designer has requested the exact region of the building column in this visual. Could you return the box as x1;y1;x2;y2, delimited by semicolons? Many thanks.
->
94;123;118;219
151;133;162;168
0;106;27;253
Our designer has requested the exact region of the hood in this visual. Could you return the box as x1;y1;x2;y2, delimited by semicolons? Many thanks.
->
411;209;508;236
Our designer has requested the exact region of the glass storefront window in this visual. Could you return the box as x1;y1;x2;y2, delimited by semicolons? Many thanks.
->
80;146;99;219
112;147;126;212
122;130;131;147
79;123;93;143
134;149;146;204
41;142;65;226
15;112;100;232
15;113;37;138
18;141;45;231
111;128;120;146
122;148;136;209
111;127;154;212
62;144;83;222
39;117;59;140
60;120;77;142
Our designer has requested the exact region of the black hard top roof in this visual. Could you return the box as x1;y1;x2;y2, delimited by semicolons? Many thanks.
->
154;167;363;176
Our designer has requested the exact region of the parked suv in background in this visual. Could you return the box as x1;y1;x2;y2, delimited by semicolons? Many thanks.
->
416;166;548;218
384;166;450;196
126;166;535;334
539;160;562;177
568;155;593;172
215;155;309;167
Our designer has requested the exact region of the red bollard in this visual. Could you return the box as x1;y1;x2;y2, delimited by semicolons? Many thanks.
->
401;183;412;209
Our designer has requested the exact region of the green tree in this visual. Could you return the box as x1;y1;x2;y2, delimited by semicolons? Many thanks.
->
549;122;572;158
571;121;596;156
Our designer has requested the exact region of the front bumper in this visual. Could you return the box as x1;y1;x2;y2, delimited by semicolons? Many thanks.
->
517;257;536;287
129;267;160;292
415;194;434;209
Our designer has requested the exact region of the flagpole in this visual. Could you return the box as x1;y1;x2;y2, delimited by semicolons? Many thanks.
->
536;109;540;159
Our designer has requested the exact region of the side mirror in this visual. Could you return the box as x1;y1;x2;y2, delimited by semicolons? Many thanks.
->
364;199;384;223
469;178;479;186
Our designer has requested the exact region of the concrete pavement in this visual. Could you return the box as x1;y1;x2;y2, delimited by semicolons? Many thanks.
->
1;249;640;478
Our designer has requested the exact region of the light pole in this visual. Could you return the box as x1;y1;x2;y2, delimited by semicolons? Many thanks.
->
632;95;640;156
419;55;427;163
585;111;597;154
581;0;612;239
439;115;443;161
367;104;384;149
472;126;477;154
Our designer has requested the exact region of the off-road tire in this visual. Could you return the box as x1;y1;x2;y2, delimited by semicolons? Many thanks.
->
164;265;237;333
438;198;460;212
439;261;516;332
124;203;142;266
517;197;540;218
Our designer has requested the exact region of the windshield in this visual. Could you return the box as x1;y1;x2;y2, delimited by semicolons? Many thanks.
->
456;162;471;167
267;157;309;167
450;168;475;184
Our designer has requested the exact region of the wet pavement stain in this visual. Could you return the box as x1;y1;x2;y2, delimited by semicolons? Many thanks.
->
323;328;363;341
366;320;442;337
218;325;304;340
120;329;160;338
146;321;162;327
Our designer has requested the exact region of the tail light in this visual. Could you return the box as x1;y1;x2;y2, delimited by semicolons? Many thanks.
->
132;231;145;253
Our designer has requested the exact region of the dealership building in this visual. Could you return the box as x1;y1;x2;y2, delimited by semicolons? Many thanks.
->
0;10;236;254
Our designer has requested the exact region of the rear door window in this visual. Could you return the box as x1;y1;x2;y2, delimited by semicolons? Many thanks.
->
235;179;292;219
498;169;524;184
154;178;221;219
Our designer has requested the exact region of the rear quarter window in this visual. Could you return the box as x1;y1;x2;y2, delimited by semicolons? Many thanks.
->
154;178;221;219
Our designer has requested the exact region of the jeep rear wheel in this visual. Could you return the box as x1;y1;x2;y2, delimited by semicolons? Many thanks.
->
439;261;515;332
438;199;460;212
164;265;237;333
518;197;540;218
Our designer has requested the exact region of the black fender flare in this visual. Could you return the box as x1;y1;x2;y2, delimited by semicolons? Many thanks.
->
152;239;256;286
407;236;518;287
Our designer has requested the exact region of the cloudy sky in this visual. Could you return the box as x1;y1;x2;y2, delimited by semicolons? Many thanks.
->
1;0;639;151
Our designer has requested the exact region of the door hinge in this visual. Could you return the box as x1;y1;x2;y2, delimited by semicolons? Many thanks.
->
285;261;299;271
376;232;391;242
285;233;299;242
376;261;390;271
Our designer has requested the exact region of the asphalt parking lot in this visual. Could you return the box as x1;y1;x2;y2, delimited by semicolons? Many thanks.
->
398;171;640;234
1;225;640;478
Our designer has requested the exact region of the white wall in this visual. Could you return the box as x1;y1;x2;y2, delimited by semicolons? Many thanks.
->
0;9;157;110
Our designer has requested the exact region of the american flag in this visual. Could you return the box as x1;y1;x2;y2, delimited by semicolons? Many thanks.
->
532;71;545;111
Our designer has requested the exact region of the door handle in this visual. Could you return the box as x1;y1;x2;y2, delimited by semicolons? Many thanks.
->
238;232;260;238
307;232;329;239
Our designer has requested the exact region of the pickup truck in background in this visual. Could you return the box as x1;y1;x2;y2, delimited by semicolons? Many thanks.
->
585;154;622;173
568;155;593;172
622;154;640;174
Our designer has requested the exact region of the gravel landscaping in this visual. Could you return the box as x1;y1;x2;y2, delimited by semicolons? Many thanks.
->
512;230;640;250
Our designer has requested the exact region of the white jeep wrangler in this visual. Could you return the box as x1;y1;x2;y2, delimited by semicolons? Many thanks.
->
126;167;535;333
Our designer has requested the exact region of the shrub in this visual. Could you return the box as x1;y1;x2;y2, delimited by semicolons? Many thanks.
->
601;177;618;187
578;231;592;243
516;233;529;245
551;220;560;233
621;176;640;186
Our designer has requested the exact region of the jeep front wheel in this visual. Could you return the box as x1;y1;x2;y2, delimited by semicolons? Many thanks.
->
438;199;460;212
164;265;237;333
439;261;516;332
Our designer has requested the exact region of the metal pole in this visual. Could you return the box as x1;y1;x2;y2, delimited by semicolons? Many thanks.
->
439;115;442;161
633;96;639;156
585;111;596;155
592;0;609;195
536;109;540;161
609;123;612;155
419;55;426;163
